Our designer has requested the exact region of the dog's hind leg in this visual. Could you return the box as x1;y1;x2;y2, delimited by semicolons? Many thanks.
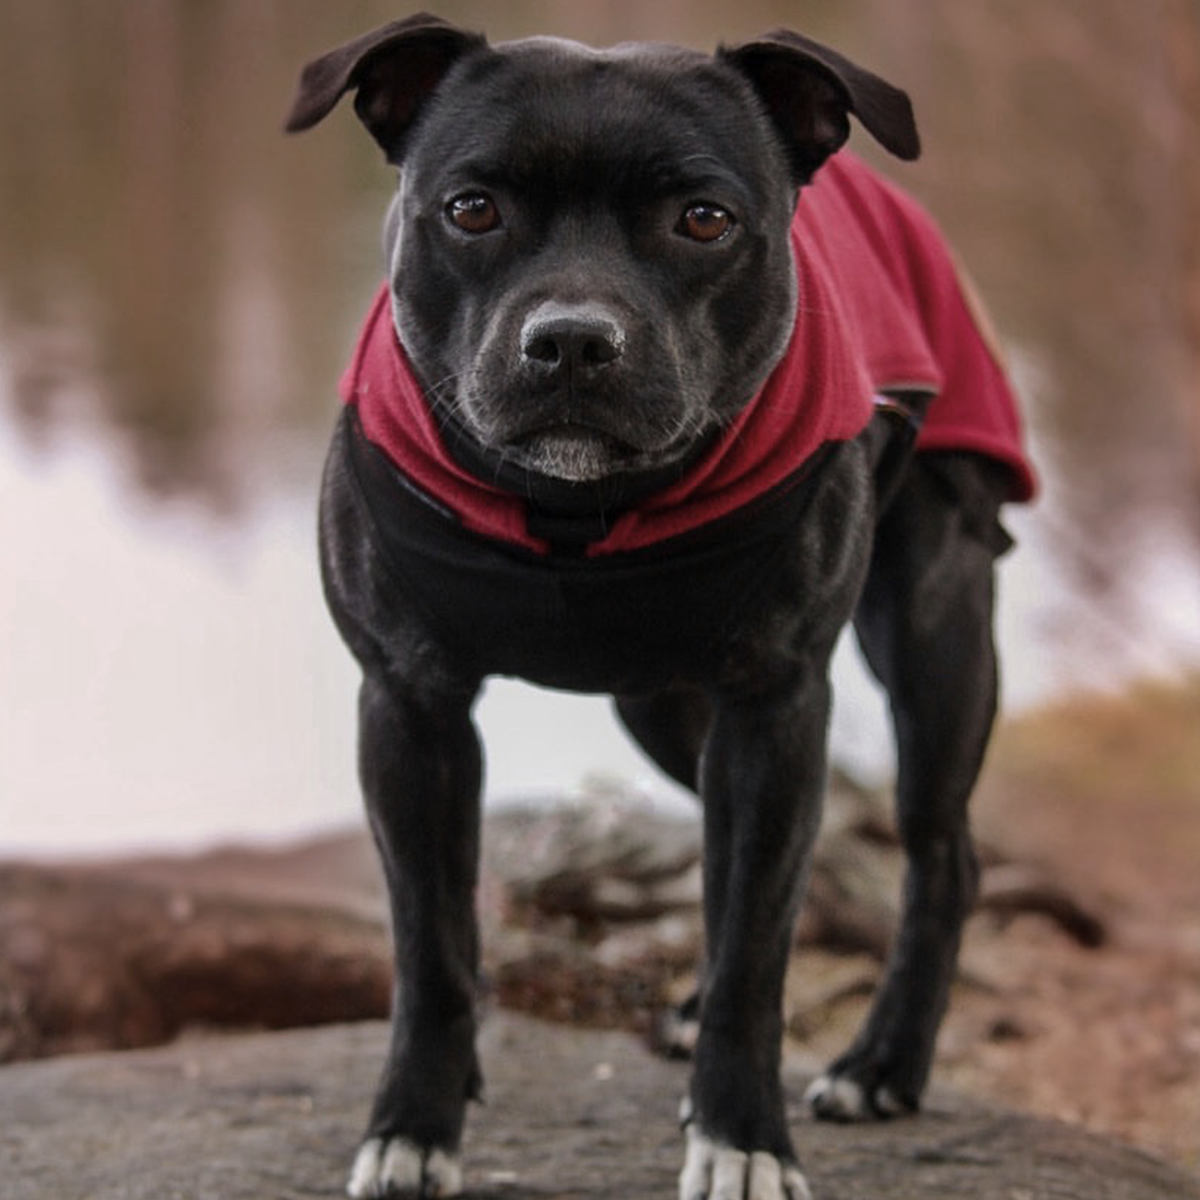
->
348;670;485;1198
807;452;1013;1121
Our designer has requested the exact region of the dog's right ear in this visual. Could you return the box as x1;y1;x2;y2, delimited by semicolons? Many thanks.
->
284;13;486;162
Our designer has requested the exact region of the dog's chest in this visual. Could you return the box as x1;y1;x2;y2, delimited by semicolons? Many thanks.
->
347;415;828;693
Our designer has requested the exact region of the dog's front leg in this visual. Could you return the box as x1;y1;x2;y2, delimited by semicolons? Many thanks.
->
348;670;483;1200
681;676;829;1200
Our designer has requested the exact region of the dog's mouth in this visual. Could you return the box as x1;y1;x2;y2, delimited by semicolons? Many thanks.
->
506;424;653;482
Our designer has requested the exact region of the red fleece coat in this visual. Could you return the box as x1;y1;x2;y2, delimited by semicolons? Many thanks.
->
340;151;1035;556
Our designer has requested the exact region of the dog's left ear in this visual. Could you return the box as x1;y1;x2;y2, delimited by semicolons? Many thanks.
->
284;13;487;162
720;30;920;181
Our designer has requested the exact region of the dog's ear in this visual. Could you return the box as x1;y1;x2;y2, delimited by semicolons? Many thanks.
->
720;30;919;180
285;13;486;162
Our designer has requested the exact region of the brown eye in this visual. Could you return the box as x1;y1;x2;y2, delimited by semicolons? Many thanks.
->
678;203;734;243
447;193;500;235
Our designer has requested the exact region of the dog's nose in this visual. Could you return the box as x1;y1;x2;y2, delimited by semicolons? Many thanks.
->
520;303;625;377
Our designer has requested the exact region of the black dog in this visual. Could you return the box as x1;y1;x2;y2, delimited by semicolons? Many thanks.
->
287;15;1033;1199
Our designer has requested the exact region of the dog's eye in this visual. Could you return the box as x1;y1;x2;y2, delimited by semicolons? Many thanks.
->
447;193;501;235
678;203;734;243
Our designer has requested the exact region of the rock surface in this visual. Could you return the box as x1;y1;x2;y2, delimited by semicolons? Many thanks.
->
2;1011;1197;1200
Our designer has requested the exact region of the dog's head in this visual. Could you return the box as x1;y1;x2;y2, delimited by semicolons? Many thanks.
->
288;14;918;484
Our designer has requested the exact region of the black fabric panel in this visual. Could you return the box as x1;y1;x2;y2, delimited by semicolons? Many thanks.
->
341;408;837;693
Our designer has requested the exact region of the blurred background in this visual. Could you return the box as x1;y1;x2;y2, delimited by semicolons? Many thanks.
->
2;0;1198;856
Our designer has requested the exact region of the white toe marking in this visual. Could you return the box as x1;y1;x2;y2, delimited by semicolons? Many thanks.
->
680;1126;712;1200
746;1151;781;1200
347;1138;384;1198
662;1009;701;1055
379;1139;424;1192
781;1164;814;1200
872;1086;909;1117
711;1146;749;1200
422;1148;464;1197
346;1136;463;1198
805;1073;867;1119
679;1127;811;1200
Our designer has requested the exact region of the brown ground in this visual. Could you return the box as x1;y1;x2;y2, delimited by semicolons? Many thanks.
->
925;679;1200;1169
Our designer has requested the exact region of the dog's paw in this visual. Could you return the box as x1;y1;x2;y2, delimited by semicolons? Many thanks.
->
804;1072;913;1123
653;998;700;1060
679;1126;812;1200
347;1136;463;1199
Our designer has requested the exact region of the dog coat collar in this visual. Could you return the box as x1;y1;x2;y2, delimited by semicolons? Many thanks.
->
340;152;1034;557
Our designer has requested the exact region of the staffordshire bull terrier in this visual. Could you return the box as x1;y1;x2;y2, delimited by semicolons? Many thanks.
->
286;14;1034;1199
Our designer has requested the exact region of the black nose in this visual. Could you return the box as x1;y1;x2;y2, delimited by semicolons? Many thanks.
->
520;303;625;377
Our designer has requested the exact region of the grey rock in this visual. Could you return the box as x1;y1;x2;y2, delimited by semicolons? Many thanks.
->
2;1012;1196;1200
